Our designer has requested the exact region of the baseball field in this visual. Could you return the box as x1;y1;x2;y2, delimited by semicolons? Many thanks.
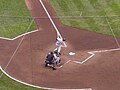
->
0;0;36;39
0;0;41;90
0;71;42;90
50;0;120;37
0;0;120;90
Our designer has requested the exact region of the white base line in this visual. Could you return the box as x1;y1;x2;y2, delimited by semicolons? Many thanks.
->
81;53;95;64
74;48;120;64
0;29;39;41
39;0;62;38
57;60;71;69
0;66;92;90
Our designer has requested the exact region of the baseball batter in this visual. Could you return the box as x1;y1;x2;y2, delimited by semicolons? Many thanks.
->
54;36;67;54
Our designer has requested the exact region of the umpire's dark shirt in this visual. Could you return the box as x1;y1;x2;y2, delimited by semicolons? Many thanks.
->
47;54;54;61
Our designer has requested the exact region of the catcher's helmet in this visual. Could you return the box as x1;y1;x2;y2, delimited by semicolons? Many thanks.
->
50;52;53;54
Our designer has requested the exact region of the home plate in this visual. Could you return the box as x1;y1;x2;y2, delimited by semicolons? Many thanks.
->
69;52;76;56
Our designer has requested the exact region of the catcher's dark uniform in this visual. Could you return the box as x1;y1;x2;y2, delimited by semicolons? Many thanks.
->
46;53;54;64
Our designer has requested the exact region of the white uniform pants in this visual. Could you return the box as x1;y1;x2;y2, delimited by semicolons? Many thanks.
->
54;45;62;53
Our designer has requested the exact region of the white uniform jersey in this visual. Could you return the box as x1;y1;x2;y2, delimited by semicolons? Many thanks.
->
54;37;67;53
56;40;63;46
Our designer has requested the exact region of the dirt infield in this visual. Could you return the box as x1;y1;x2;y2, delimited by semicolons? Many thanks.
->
0;0;120;90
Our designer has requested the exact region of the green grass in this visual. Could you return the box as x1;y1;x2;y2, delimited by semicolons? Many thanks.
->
0;71;43;90
0;0;36;38
0;0;41;89
50;0;120;37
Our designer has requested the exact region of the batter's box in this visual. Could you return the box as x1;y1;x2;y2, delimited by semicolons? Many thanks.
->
56;51;91;69
63;51;90;62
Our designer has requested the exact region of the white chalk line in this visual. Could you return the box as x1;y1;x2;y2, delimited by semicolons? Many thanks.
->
74;17;120;64
0;66;58;90
0;20;34;78
74;48;120;64
39;0;62;38
39;0;69;69
53;89;92;90
57;60;71;69
39;0;67;49
0;65;91;90
0;29;39;41
106;17;120;48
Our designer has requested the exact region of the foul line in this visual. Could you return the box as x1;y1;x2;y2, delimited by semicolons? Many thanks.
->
74;17;120;64
0;20;34;78
39;0;67;47
39;0;62;38
106;17;120;48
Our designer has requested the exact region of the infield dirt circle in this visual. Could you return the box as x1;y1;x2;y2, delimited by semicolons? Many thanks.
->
0;0;120;90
